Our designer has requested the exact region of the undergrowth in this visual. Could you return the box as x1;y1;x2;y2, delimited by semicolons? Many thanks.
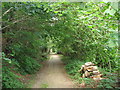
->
62;56;119;89
2;2;119;88
2;31;48;88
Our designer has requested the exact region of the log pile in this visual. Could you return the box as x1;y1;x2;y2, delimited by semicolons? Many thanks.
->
78;62;104;81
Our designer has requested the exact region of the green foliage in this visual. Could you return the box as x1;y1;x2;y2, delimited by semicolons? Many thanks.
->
97;78;116;88
62;57;95;87
97;73;119;89
2;67;25;88
2;53;24;88
2;2;50;88
63;57;118;88
17;55;41;74
62;57;84;76
48;2;119;72
2;2;119;88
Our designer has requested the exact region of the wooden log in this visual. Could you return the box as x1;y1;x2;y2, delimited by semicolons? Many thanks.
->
84;71;91;77
78;65;84;72
93;70;100;75
91;74;103;81
85;62;94;67
82;73;85;78
86;66;98;71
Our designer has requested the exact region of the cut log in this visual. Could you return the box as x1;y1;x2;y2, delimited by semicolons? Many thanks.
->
79;62;103;81
78;65;85;72
85;62;94;67
84;71;90;77
82;74;85;78
86;66;98;71
91;74;103;78
93;70;100;75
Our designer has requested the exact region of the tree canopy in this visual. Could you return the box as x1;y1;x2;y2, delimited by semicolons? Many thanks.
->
2;2;119;88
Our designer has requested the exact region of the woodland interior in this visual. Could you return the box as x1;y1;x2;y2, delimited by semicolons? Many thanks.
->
1;2;120;89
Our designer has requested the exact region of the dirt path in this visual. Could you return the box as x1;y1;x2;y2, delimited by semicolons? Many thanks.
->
31;54;76;88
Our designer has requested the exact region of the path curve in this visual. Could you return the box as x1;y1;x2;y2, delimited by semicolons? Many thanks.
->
32;54;75;88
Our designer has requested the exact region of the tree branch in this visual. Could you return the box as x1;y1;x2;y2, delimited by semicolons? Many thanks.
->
2;7;13;17
1;17;29;31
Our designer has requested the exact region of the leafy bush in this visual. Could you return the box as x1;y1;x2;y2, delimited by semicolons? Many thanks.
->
2;2;119;88
2;67;25;88
62;57;84;78
62;57;118;88
2;53;24;88
63;58;84;76
97;78;116;88
16;55;41;74
2;2;50;88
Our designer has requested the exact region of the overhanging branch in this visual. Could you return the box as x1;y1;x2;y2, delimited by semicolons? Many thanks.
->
1;17;30;31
